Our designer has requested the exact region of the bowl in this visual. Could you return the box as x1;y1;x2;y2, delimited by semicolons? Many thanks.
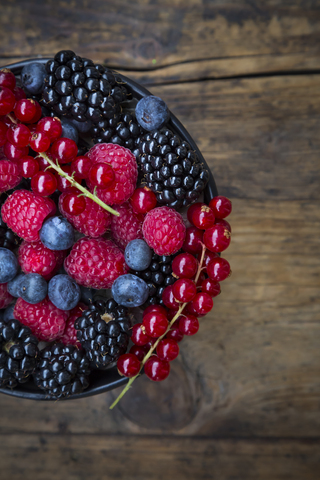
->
0;58;218;400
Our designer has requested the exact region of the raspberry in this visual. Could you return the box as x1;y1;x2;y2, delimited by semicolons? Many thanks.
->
0;159;22;193
110;201;144;250
2;189;56;242
14;296;69;342
64;237;129;289
86;143;138;205
142;206;186;256
60;302;87;348
18;240;67;280
0;282;13;309
59;193;111;238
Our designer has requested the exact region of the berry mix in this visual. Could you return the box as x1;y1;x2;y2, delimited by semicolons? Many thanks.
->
0;51;232;405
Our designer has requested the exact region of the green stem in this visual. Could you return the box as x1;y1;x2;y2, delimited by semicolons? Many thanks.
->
109;242;207;410
39;152;120;217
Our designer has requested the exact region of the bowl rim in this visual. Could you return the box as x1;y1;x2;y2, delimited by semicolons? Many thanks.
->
0;58;218;401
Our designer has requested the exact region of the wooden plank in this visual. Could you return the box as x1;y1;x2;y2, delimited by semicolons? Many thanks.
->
1;0;320;71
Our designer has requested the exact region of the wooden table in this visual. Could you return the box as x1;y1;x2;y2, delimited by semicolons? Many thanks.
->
0;1;319;479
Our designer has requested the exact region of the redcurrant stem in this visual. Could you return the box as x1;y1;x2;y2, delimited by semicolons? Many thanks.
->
7;114;17;124
38;152;120;217
109;242;208;410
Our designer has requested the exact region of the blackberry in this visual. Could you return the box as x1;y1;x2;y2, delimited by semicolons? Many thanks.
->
131;252;178;307
0;318;39;388
74;298;132;369
91;112;143;149
137;128;209;208
40;50;130;124
34;343;91;399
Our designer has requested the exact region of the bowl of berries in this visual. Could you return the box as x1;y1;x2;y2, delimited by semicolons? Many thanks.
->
0;51;232;405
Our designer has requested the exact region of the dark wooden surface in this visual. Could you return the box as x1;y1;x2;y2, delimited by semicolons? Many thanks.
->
0;1;320;479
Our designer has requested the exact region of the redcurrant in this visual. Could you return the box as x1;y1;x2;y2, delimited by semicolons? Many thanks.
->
207;257;231;282
144;356;170;381
6;124;31;148
31;171;58;196
0;87;15;116
88;162;115;188
179;315;199;336
29;132;51;152
203;250;219;269
117;353;141;378
130;187;157;214
165;326;184;343
62;193;86;216
28;101;42;124
182;226;203;254
0;69;16;91
131;323;151;346
201;278;221;297
156;339;179;362
209;196;232;219
187;202;215;230
71;156;92;179
172;278;197;303
162;285;180;310
19;156;39;178
203;225;231;253
189;292;213;316
172;253;198;279
14;99;37;122
143;304;167;318
50;137;78;164
4;142;28;161
129;345;147;362
55;165;81;192
36;117;62;142
13;87;26;101
215;218;231;233
143;311;169;338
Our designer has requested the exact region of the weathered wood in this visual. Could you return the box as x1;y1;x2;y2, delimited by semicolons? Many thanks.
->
0;434;319;480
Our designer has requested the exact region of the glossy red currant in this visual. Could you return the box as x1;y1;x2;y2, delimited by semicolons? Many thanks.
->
55;165;81;192
62;193;86;216
187;202;215;230
189;292;213;316
162;285;180;310
0;69;16;91
3;142;28;161
129;345;147;362
88;162;115;188
14;99;37;122
143;311;169;338
214;218;231;233
207;257;231;282
71;156;92;179
36;117;62;141
117;353;141;378
50;137;78;164
0;87;15;116
209;196;232;219
31;171;58;196
203;250;219;269
165;326;184;343
131;323;151;346
144;356;170;382
156;338;179;362
179;314;199;336
19;156;39;178
182;226;204;254
29;132;51;152
172;278;197;303
143;304;167;318
130;187;157;214
203;225;231;253
201;278;221;297
6;124;31;148
28;101;42;124
172;253;198;279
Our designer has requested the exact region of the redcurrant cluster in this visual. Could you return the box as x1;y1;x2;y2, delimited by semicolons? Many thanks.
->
113;196;232;393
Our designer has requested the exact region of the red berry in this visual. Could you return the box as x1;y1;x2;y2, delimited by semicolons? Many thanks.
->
144;356;170;381
0;69;16;91
14;99;37;122
36;117;62;141
129;345;147;362
0;159;21;193
19;156;39;178
29;132;51;152
62;193;86;215
209;196;232;219
28;101;42;124
185;301;206;318
0;87;15;115
55;165;81;192
187;202;215;229
172;253;198;279
203;225;231;253
179;314;199;336
13;87;26;101
189;292;213;316
144;337;157;350
131;323;151;346
50;137;78;164
143;304;167;318
110;201;144;250
36;154;50;171
156;338;179;362
88;162;115;188
0;121;8;147
172;278;197;303
203;250;219;269
71;156;92;179
162;285;180;310
215;218;231;233
201;278;221;297
165;326;184;343
117;353;141;378
31;171;57;196
207;257;231;282
143;207;186;256
130;187;157;214
143;311;169;338
3;141;29;161
182;226;203;254
6;124;31;147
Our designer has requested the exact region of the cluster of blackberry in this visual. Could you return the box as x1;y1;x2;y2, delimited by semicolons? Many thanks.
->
74;299;132;369
40;50;130;124
131;252;178;307
92;112;143;150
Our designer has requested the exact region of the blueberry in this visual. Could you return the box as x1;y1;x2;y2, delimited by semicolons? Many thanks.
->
19;273;48;304
3;303;16;321
21;62;46;95
7;273;26;297
135;96;170;131
40;216;74;251
60;118;79;144
80;285;94;305
70;118;92;133
48;274;81;310
0;248;19;283
124;239;152;271
111;274;149;307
